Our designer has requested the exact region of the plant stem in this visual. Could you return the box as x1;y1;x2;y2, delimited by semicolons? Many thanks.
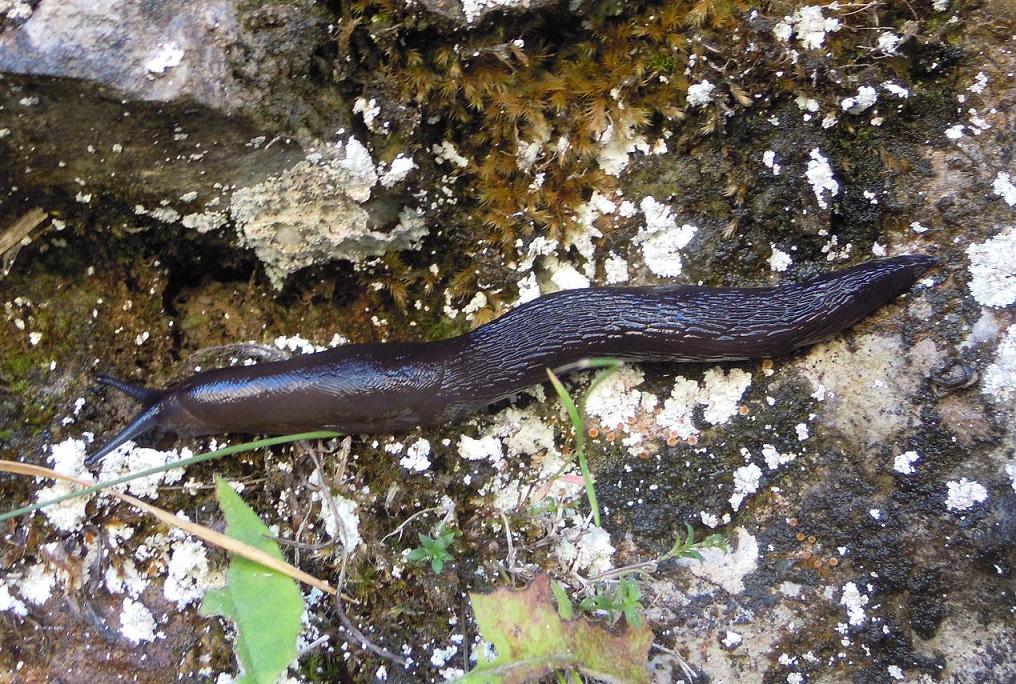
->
0;431;341;522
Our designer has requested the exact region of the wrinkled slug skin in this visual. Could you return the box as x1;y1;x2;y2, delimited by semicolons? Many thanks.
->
86;255;935;464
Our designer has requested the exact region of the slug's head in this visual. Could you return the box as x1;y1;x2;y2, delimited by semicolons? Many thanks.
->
85;376;166;466
873;254;939;295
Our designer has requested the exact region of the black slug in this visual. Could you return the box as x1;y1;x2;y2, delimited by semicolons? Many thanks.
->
85;255;935;465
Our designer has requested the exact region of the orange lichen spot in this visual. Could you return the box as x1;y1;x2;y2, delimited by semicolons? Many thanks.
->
795;532;806;542
828;557;839;567
761;358;774;371
812;558;823;569
638;450;651;460
788;517;799;527
807;535;817;545
588;427;599;438
738;405;750;416
666;436;679;447
687;435;698;446
606;431;616;442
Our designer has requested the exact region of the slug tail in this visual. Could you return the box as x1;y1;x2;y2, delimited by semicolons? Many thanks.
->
84;403;163;467
95;375;162;405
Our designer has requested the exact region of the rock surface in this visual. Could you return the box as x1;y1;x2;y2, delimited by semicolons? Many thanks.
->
0;0;424;283
1;0;1014;682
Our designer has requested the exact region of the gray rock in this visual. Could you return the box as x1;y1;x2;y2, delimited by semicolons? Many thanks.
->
0;0;428;287
415;0;561;25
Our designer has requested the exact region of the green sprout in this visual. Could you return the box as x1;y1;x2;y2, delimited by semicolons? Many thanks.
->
579;578;644;628
666;523;729;561
407;524;457;573
546;358;624;528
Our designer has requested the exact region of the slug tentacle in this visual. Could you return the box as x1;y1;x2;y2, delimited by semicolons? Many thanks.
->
95;375;162;405
85;402;163;465
84;255;936;466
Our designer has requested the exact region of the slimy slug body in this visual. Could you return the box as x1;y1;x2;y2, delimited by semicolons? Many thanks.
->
85;255;935;465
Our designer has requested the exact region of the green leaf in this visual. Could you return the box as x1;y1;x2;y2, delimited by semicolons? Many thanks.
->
455;575;652;684
200;477;305;684
546;368;601;527
552;581;574;620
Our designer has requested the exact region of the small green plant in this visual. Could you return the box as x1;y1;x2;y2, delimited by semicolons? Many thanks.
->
579;578;644;627
667;523;729;561
407;524;457;573
546;358;624;527
552;580;574;619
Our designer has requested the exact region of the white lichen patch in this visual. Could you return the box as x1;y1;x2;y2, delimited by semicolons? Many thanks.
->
353;97;381;131
653;368;752;442
400;438;432;472
654;376;700;439
966;228;1016;307
775;5;842;49
687;80;716;107
730;462;763;511
105;558;147;598
769;244;792;272
380;154;416;187
945;478;988;511
603;253;630;284
181;210;227;233
269;335;318;354
308;473;361;550
164;537;213;608
461;0;531;23
554;522;615;575
457;434;504;463
993;172;1016;207
982;325;1016;402
16;564;55;605
596;122;648;177
431;140;469;167
722;631;742;648
763;150;782;176
2;1;33;21
231;138;426;287
680;527;757;594
468;406;580;511
700;368;753;425
585;366;657;431
144;42;184;75
841;85;878;115
36;437;95;531
0;580;28;617
98;443;188;499
134;204;181;224
894;450;920;475
840;582;869;626
877;32;902;55
566;192;615;279
882;81;910;98
761;444;795;470
546;256;591;291
119;597;159;643
806;148;839;209
635;196;697;277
